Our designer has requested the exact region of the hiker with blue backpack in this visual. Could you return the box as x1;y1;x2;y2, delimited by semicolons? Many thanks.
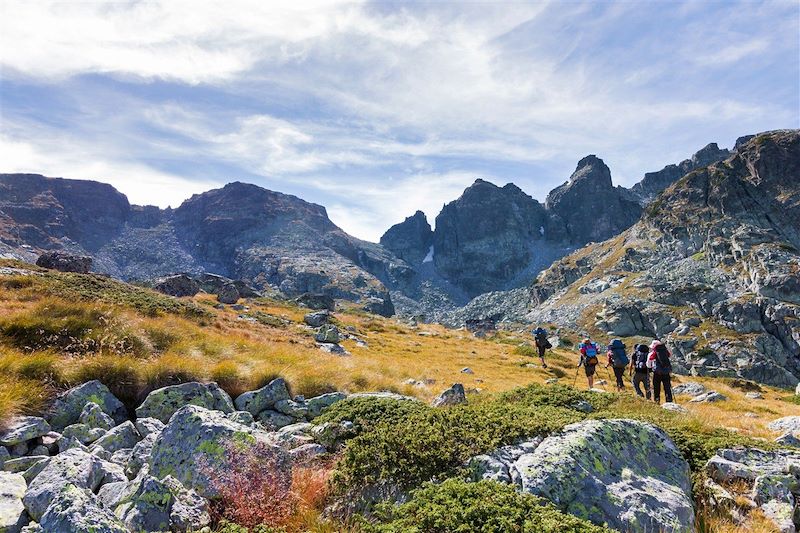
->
630;343;652;399
577;337;600;389
605;339;629;392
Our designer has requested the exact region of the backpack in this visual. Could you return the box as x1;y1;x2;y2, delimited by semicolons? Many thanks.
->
608;339;629;368
534;330;551;349
654;344;672;374
634;345;649;372
582;342;599;366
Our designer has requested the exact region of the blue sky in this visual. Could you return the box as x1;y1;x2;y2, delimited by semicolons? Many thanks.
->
1;1;798;241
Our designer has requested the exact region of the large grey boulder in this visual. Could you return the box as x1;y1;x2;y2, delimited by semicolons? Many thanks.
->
768;417;800;434
61;424;106;446
216;283;240;305
148;405;289;499
47;381;127;431
234;378;291;416
303;310;330;327
0;448;9;470
35;251;92;274
306;392;346;418
22;449;108;521
133;418;164;438
489;419;694;532
114;473;210;532
153;274;199;297
314;324;340;344
0;471;27;533
672;382;706;396
78;403;115;431
135;382;235;423
0;418;50;447
126;433;158;478
38;483;126;532
90;422;140;454
689;391;727;403
431;384;467;407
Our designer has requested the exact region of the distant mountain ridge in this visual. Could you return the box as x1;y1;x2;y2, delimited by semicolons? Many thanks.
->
0;138;734;318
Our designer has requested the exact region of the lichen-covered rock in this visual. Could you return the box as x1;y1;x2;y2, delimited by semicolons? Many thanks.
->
689;391;727;403
256;410;296;430
306;392;346;418
126;433;158;479
131;419;162;440
91;421;140;454
135;382;234;423
274;399;309;419
705;448;800;484
35;251;92;274
22;449;108;521
0;448;9;470
431;384;467;407
775;432;800;447
47;381;127;432
61;423;107;445
38;483;126;532
2;457;48;476
288;443;328;462
114;473;210;532
510;419;694;532
216;283;240;305
153;274;200;298
311;421;356;450
303;310;330;327
314;324;341;344
234;378;291;416
0;471;27;533
226;411;255;426
467;439;542;484
769;417;800;434
78;402;115;431
672;382;706;396
148;405;288;499
0;418;50;448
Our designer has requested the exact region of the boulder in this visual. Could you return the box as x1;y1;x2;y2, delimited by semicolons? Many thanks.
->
775;432;800;447
662;403;689;414
216;283;240;305
461;367;474;374
226;411;255;426
671;382;706;396
507;419;694;532
311;421;356;450
362;296;395;318
745;391;763;400
78;403;115;431
288;443;327;462
318;343;350;356
234;378;291;416
47;381;127;432
294;293;335;311
689;391;727;403
61;424;106;445
148;405;289;499
274;400;309;419
22;449;108;520
431;384;467;407
114;473;210;532
0;448;9;470
135;382;235;423
306;392;346;419
38;483;126;532
2;457;48;475
133;418;164;438
89;422;140;455
468;439;542;483
153;274;200;297
35;251;92;273
0;418;50;447
0;471;27;533
768;417;800;434
314;324;340;344
256;410;296;430
303;310;330;327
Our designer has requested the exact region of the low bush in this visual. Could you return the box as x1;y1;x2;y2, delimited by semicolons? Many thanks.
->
314;397;429;435
331;402;580;494
365;478;610;533
498;383;612;411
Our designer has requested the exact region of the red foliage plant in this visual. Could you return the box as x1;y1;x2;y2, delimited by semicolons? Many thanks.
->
202;439;295;528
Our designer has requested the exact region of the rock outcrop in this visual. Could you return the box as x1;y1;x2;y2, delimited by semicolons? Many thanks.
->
34;251;92;273
379;211;433;266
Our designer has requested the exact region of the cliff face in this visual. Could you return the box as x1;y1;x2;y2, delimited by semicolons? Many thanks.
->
432;180;549;297
545;155;642;245
379;211;433;266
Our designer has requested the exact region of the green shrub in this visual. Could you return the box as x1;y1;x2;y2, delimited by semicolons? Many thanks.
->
781;395;800;406
364;478;610;533
315;397;429;435
498;384;613;412
331;402;580;493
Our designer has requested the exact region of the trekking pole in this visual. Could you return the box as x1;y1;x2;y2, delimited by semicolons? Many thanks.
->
605;366;613;391
572;366;581;388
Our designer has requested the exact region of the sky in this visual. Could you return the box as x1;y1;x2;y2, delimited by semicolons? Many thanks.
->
1;1;798;242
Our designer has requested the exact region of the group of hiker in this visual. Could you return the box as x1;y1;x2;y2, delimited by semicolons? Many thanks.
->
532;328;673;403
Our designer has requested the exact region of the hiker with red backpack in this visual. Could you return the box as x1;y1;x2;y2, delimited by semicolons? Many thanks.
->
577;337;600;389
648;340;673;403
630;343;652;400
605;339;629;392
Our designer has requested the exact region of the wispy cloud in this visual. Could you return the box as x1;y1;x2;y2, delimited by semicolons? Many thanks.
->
0;0;797;241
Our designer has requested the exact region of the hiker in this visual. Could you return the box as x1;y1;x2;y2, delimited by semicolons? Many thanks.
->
648;340;673;403
577;337;600;389
532;327;550;368
630;343;652;399
606;339;629;391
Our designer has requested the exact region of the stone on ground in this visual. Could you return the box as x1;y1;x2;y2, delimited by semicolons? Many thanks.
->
306;392;346;418
78;403;116;431
0;418;50;447
135;382;234;423
38;483;126;532
689;391;726;403
768;416;800;434
672;382;706;396
0;471;27;533
234;378;291;416
47;381;127;432
431;384;467;407
90;421;140;454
